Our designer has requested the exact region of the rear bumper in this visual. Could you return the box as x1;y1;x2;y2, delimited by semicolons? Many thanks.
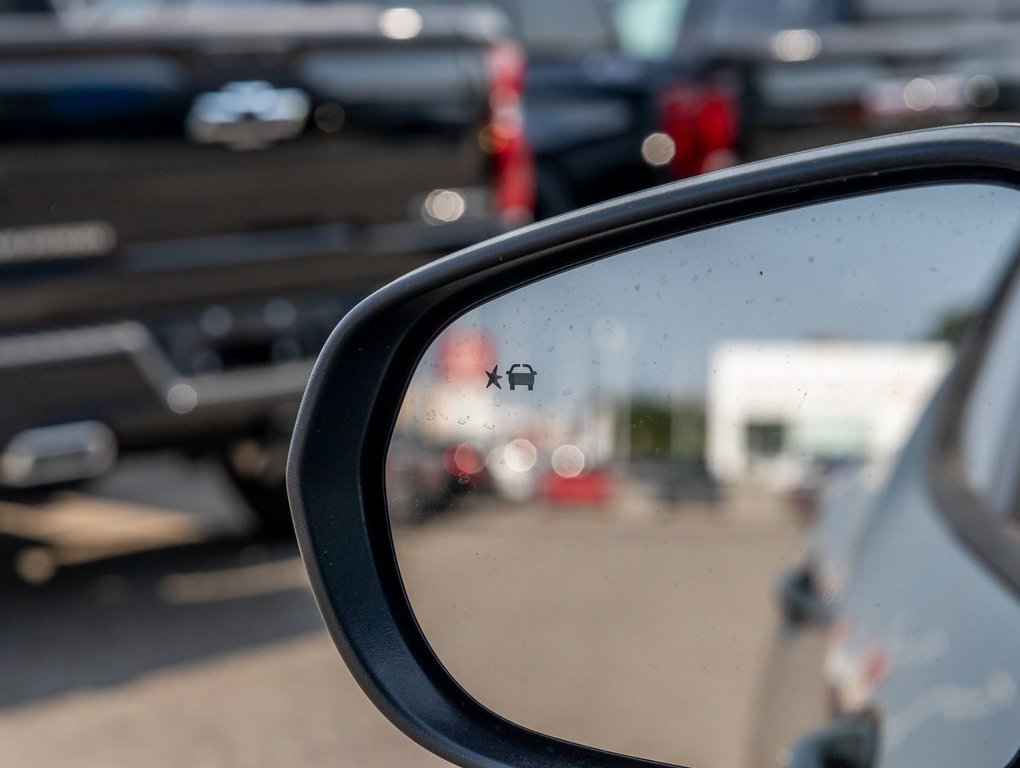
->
0;215;513;485
0;321;311;446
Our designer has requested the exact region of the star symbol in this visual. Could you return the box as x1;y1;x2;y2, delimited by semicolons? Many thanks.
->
484;365;502;390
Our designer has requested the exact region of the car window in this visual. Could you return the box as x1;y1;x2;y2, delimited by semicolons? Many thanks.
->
961;269;1020;518
514;0;616;56
612;0;689;60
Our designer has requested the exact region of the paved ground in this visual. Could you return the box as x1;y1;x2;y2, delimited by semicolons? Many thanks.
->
394;494;806;768
0;455;810;768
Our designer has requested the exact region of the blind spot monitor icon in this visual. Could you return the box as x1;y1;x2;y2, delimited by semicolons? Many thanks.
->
507;364;537;391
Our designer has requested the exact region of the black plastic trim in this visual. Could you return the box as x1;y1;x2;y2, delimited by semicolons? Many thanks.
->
288;124;1020;768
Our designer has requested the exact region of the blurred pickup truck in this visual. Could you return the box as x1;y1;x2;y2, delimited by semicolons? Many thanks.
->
0;0;532;534
617;0;1020;162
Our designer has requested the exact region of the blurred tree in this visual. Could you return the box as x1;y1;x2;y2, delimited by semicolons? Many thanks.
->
628;400;705;461
929;307;978;346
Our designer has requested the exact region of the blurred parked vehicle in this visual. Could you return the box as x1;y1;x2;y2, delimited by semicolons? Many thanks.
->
385;435;454;525
755;259;1020;767
506;0;739;216
615;0;1020;161
430;0;739;217
778;459;891;626
0;0;531;535
656;460;719;505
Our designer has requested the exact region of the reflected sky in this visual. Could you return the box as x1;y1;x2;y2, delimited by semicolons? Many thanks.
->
430;183;1020;407
396;183;1020;472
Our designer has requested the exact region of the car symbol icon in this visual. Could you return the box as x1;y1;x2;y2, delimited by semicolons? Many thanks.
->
507;363;537;391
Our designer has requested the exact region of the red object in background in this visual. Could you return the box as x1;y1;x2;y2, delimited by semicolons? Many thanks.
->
828;618;851;652
441;442;491;491
658;83;739;180
540;470;614;504
485;40;535;222
862;644;890;687
442;442;486;476
437;330;497;380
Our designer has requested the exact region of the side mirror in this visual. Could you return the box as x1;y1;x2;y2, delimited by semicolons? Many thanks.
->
778;566;829;626
288;126;1020;768
787;718;877;768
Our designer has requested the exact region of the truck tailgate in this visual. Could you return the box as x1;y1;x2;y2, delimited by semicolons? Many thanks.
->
0;9;506;325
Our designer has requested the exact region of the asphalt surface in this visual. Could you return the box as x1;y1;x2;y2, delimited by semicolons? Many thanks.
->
0;456;806;768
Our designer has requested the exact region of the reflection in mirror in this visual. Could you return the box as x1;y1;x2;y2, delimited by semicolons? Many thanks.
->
386;185;1020;768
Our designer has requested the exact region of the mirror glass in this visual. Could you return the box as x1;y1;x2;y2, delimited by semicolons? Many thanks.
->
386;184;1020;768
